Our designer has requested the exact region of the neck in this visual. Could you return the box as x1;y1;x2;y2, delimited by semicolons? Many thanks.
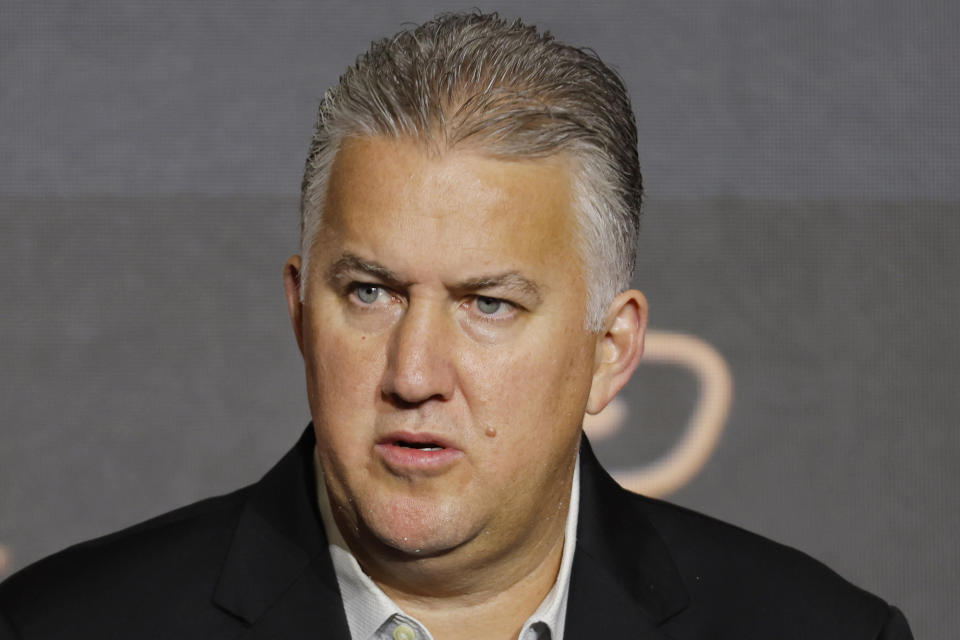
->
378;527;566;640
316;450;579;640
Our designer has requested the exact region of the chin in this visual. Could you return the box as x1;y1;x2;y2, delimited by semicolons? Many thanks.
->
362;494;473;557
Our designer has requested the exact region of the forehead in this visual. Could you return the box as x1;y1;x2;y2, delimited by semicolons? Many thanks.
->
317;136;585;283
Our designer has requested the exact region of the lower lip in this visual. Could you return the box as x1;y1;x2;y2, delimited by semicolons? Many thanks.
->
375;443;463;475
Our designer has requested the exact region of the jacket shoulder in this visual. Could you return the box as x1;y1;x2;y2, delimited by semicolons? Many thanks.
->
0;487;250;638
631;491;907;638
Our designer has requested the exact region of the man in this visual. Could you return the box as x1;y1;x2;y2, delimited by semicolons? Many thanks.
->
0;12;911;640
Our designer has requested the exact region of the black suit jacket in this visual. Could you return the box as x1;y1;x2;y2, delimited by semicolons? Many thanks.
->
0;426;912;639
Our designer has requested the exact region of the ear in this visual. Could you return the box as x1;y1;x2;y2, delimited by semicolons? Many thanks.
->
283;255;305;356
586;289;648;415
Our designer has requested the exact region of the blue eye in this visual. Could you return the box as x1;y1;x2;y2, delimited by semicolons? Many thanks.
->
476;297;503;314
356;285;381;304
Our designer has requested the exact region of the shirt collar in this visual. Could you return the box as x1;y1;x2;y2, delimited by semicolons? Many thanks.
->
315;448;580;640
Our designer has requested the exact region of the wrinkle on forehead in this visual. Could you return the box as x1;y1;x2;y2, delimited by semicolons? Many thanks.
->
314;135;585;305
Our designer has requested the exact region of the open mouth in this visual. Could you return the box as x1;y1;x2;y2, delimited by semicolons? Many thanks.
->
394;441;445;452
376;434;462;472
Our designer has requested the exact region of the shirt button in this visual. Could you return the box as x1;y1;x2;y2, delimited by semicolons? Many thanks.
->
393;623;417;640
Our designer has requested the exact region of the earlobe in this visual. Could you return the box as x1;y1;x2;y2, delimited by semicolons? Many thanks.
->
586;289;648;415
283;255;305;355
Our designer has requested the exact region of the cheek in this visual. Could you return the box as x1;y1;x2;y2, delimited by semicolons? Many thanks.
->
463;330;594;442
304;313;386;422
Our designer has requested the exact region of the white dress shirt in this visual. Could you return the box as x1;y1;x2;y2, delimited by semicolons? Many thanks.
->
314;450;580;640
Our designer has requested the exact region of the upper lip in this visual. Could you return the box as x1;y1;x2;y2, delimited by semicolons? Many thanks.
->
377;431;460;450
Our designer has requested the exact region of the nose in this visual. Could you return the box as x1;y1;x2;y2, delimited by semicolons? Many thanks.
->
381;298;457;406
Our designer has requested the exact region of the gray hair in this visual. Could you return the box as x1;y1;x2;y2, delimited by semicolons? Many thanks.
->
300;12;642;331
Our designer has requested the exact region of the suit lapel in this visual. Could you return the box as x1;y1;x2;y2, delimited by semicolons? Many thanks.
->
213;426;352;639
564;436;689;639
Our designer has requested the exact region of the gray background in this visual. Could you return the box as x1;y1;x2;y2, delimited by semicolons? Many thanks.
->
1;1;957;637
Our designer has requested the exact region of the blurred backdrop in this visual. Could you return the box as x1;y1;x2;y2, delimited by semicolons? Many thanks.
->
1;1;957;636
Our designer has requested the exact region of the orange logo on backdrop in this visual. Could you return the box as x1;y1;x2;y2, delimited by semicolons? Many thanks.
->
583;330;734;498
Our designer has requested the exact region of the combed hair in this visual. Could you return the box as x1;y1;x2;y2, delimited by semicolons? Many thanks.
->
300;12;642;331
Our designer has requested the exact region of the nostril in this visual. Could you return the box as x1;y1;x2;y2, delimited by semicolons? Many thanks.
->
384;391;423;410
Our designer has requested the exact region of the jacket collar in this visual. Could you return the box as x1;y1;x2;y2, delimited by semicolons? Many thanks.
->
211;427;688;638
564;436;689;638
212;426;351;638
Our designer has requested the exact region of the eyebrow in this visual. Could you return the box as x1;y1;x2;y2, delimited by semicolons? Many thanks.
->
456;273;544;304
326;253;544;304
327;254;405;289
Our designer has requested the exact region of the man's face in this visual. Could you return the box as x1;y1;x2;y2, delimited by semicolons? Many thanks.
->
292;136;602;564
